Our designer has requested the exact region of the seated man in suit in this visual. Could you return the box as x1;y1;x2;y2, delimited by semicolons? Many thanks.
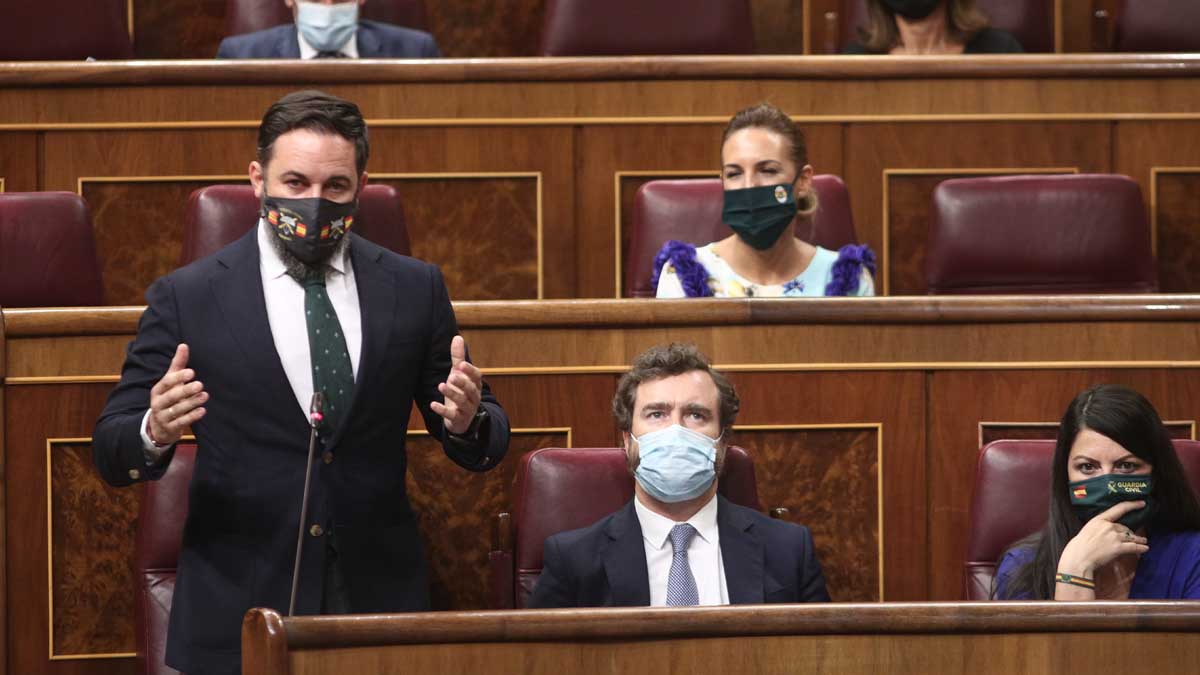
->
529;343;830;608
217;0;441;59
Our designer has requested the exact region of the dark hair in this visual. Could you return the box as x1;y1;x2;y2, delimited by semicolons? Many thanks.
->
257;90;369;175
722;102;817;216
995;384;1200;599
859;0;989;54
613;343;740;435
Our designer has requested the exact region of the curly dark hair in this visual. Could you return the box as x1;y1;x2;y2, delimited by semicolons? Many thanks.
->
613;343;740;434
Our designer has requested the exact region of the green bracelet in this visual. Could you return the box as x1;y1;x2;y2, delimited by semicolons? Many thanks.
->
1055;572;1096;589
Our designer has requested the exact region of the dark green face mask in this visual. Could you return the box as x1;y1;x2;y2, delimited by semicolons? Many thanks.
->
1069;473;1155;531
722;183;797;251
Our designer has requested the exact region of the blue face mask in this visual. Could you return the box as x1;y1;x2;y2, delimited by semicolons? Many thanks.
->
632;425;721;503
296;1;358;53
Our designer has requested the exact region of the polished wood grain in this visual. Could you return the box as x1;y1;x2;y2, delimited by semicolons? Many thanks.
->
979;421;1195;447
132;0;226;59
0;133;36;193
241;604;1200;675
1155;171;1200;292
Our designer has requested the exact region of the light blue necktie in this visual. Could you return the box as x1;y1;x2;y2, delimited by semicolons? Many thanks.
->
666;523;699;606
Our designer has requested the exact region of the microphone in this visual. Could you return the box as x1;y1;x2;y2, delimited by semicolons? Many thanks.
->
288;392;324;616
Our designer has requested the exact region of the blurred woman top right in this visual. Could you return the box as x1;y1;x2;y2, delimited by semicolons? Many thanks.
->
844;0;1023;55
993;385;1200;600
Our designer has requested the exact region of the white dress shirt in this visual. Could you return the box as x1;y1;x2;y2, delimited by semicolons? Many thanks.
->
297;28;359;59
634;493;729;606
142;220;363;458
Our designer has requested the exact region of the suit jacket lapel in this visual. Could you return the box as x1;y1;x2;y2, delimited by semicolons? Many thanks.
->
602;501;651;606
209;230;306;429
326;235;394;448
718;496;765;604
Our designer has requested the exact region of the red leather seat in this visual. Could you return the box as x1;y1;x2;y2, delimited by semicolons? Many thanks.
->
926;174;1157;295
626;175;858;297
179;184;411;266
963;439;1200;600
489;446;763;609
0;0;133;60
225;0;429;36
133;443;196;675
840;0;1052;52
1113;0;1200;52
0;192;104;307
540;0;755;56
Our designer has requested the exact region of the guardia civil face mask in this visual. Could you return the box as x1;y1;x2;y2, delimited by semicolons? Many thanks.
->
1068;473;1155;531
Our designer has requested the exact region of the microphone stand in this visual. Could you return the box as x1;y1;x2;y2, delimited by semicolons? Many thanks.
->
288;392;324;616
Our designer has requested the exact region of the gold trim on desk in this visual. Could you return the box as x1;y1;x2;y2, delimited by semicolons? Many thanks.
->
76;174;245;194
9;112;1200;134
126;0;135;43
880;167;1079;295
734;422;885;601
11;360;1200;385
1150;167;1200;257
612;170;720;298
1054;0;1064;53
978;420;1197;450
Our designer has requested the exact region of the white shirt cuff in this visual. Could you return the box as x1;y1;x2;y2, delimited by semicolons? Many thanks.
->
140;409;171;464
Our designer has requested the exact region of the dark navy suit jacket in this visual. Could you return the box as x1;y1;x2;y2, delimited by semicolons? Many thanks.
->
216;20;441;58
528;496;831;608
93;230;507;674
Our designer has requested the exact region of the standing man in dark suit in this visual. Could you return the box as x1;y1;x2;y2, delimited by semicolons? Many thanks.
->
217;0;441;59
93;90;507;675
529;343;829;608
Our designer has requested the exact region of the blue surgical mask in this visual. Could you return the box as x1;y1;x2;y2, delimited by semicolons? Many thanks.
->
632;425;721;503
296;1;358;54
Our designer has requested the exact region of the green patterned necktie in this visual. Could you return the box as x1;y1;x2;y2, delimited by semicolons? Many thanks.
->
294;271;355;437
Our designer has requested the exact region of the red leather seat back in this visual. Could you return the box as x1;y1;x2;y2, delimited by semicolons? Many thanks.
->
540;0;755;56
0;0;133;60
1114;0;1200;52
926;174;1156;295
964;439;1200;600
0;192;104;307
225;0;429;36
840;0;1053;52
511;446;761;607
134;443;196;675
626;175;857;297
179;184;411;266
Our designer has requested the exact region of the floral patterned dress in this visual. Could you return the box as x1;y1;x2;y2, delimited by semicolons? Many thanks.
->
653;241;876;298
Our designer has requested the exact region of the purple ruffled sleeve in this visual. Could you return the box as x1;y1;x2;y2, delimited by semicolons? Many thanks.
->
651;240;713;298
825;243;877;297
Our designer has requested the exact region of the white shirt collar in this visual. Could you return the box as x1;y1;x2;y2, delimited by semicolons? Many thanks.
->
634;492;719;550
257;218;349;280
296;26;359;59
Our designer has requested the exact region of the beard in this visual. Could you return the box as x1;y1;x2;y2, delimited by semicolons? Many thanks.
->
265;227;351;279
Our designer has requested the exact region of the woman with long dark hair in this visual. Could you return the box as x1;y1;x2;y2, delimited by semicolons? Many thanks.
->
994;385;1200;600
844;0;1022;55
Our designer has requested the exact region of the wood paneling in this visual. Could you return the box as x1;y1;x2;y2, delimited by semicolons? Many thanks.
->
407;429;568;610
0;133;37;193
847;123;1109;293
48;442;139;657
979;420;1194;447
426;0;544;57
376;175;539;300
928;368;1200;600
132;0;226;59
81;179;241;306
735;426;881;601
1114;121;1200;292
1153;171;1200;292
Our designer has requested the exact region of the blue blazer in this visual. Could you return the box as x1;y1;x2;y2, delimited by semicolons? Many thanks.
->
216;19;441;58
93;230;507;675
529;495;831;608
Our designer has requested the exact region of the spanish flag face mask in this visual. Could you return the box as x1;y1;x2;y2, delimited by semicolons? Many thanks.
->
262;194;356;265
1068;473;1155;532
